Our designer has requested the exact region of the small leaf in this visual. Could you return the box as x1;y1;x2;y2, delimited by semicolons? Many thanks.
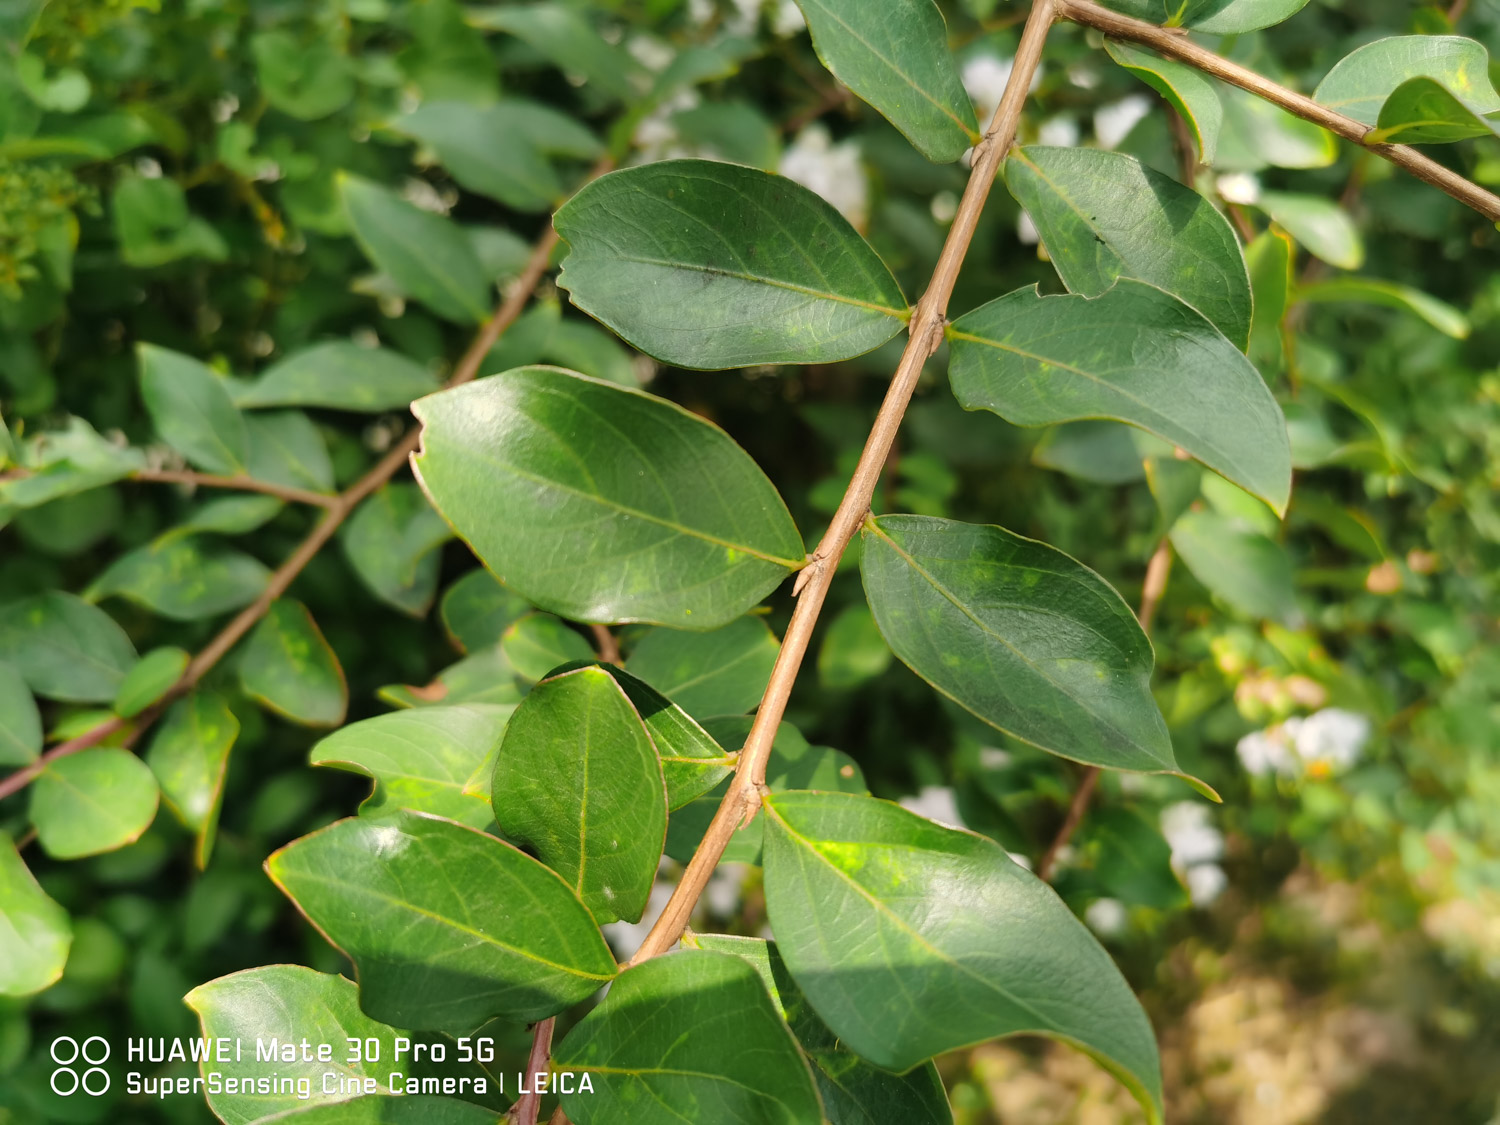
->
0;591;138;703
342;484;451;617
554;160;908;369
137;344;248;474
1104;40;1222;164
1245;228;1294;373
1295;277;1469;339
467;3;647;101
1189;0;1311;32
1170;509;1298;623
244;409;336;494
251;30;354;120
165;494;284;538
817;603;892;689
412;367;806;628
1256;191;1364;270
440;569;532;653
378;646;524;710
90;537;270;620
239;600;348;727
793;0;977;163
762;790;1163;1122
113;645;189;718
949;280;1291;513
236;342;440;412
0;417;145;510
624;616;780;718
501;613;596;682
553;948;823;1125
31;748;160;859
861;515;1181;776
0;661;42;765
267;810;617;1029
1314;36;1500;144
0;835;71;997
146;691;237;867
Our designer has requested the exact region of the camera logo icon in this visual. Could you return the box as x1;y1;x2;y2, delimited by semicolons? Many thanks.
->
50;1036;110;1096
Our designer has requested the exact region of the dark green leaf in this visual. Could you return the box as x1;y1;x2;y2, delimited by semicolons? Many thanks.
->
31;748;160;859
0;834;71;997
252;1096;504;1125
113;645;189;718
165;494;284;538
1295;277;1469;339
624;616;780;718
439;569;532;653
817;604;892;689
1100;0;1307;31
236;342;440;412
342;483;451;616
137;344;248;474
251;31;354;120
244;409;336;494
595;663;735;810
0;591;138;702
467;3;647;101
1104;40;1222;164
1169;509;1298;622
1032;420;1160;485
1314;36;1500;143
1245;228;1293;373
239;600;348;727
500;613;595;682
0;417;144;510
0;661;41;765
89;536;270;620
146;691;237;867
378;645;524;709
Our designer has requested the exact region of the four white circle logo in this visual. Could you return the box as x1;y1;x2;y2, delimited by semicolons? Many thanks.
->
50;1036;110;1096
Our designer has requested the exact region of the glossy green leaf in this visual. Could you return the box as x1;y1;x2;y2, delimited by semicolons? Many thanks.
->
0;661;41;765
553;948;822;1125
378;646;524;710
244;409;336;494
596;663;735;810
624;616;780;718
817;603;892;689
186;965;405;1125
239;600;348;727
1005;147;1250;347
339;173;491;323
695;934;952;1125
439;569;532;653
1295;277;1469;339
793;0;977;162
1257;191;1364;270
500;613;595;682
412;367;805;628
165;494;284;539
311;704;513;828
949;280;1291;513
1100;0;1307;30
138;344;248;474
493;665;667;924
236;342;440;412
554;161;908;369
89;537;270;620
342;484;451;616
113;645;189;718
1170;509;1298;623
267;809;617;1029
0;591;138;702
146;691;237;867
1314;36;1500;143
762;790;1163;1122
1104;40;1222;164
0;834;71;997
31;748;160;859
861;515;1182;776
468;3;647;101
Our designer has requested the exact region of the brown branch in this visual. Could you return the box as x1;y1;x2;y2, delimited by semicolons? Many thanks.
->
547;1110;571;1125
1056;0;1500;222
131;469;340;508
507;1017;556;1125
1448;0;1470;23
588;623;621;664
625;0;1061;968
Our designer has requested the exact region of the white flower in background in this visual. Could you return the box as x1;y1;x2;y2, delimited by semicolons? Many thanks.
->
1038;115;1080;148
703;862;751;917
687;0;714;27
633;88;700;162
1017;210;1040;245
1066;62;1100;90
771;0;805;36
1237;727;1297;777
1161;801;1228;907
1185;862;1228;907
727;0;762;36
962;54;1042;125
1093;93;1152;149
899;786;964;830
1294;708;1372;773
780;124;869;227
1216;171;1262;205
930;190;958;223
626;35;674;72
401;177;451;215
1086;897;1128;936
978;746;1013;770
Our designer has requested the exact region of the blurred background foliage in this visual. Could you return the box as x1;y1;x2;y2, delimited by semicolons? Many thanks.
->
2;0;1500;1121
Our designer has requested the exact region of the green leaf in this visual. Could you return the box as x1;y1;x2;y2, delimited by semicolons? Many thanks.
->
186;965;405;1125
817;604;892;689
113;645;189;718
0;834;71;997
493;665;667;924
1245;228;1294;373
239;600;348;727
1005;147;1250;347
553;948;823;1125
236;342;440;412
466;3;646;101
137;344;248;474
378;646;524;710
250;1096;504;1125
412;367;806;628
500;613;596;682
339;173;492;323
0;591;138;702
145;691;237;868
1104;40;1222;164
1032;420;1159;485
861;515;1182;777
342;484;451;616
1256;191;1364;270
89;537;270;620
624;616;780;718
1215;85;1338;171
596;664;735;810
165;494;284;538
0;417;145;510
693;934;952;1125
267;810;616;1029
1295;277;1470;339
762;790;1163;1122
1314;36;1500;144
113;175;229;267
672;101;782;171
311;704;513;828
1190;0;1311;32
439;569;532;653
554;161;908;369
251;30;354;120
1169;509;1298;623
948;280;1291;514
792;0;977;163
244;410;336;494
31;748;160;859
0;661;41;765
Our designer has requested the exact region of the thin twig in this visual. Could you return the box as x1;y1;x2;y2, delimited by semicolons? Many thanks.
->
1055;0;1500;222
132;469;340;508
625;0;1061;968
1448;0;1470;23
508;1017;556;1125
588;623;621;664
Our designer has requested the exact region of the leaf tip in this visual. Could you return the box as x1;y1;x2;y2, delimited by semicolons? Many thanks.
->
1173;772;1222;802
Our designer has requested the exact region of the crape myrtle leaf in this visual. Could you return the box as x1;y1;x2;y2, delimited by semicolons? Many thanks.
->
792;0;977;163
1256;191;1364;271
1104;40;1222;164
1170;509;1299;623
1246;228;1294;373
0;416;146;509
1374;76;1500;144
1145;456;1202;535
500;614;595;683
439;569;531;653
165;494;285;539
492;665;667;924
1295;277;1469;339
339;174;491;324
0;591;138;702
1190;0;1311;32
138;344;248;474
861;515;1184;778
0;661;42;765
186;965;404;1125
311;704;513;829
239;600;348;727
114;646;189;718
254;1095;504;1124
266;810;616;1030
693;934;952;1125
470;225;533;285
89;537;270;620
761;790;1164;1123
377;646;524;710
1087;806;1188;912
146;691;238;868
251;30;354;120
1033;421;1146;485
244;410;336;494
236;342;440;413
1314;36;1500;144
342;484;451;617
1215;85;1337;171
673;101;782;171
554;161;908;369
31;748;160;859
0;835;71;997
949;280;1290;514
552;949;823;1125
817;603;893;690
412;367;805;629
467;3;647;102
624;615;780;718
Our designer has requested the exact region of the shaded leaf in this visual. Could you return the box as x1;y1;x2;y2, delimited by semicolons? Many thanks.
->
439;569;532;653
165;494;284;539
0;416;145;510
817;603;892;689
244;409;336;494
342;484;451;616
624;616;780;718
1170;509;1298;623
468;3;646;101
138;344;248;474
1295;277;1469;339
595;663;734;810
255;1095;504;1125
378;645;524;710
500;613;595;682
0;834;71;997
1104;40;1222;164
1032;420;1161;485
31;748;160;859
1245;228;1294;373
1215;84;1337;171
146;691;237;867
89;537;270;620
239;600;348;727
0;591;137;702
251;31;354;120
0;661;41;765
236;342;440;413
1257;191;1364;270
113;645;189;718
